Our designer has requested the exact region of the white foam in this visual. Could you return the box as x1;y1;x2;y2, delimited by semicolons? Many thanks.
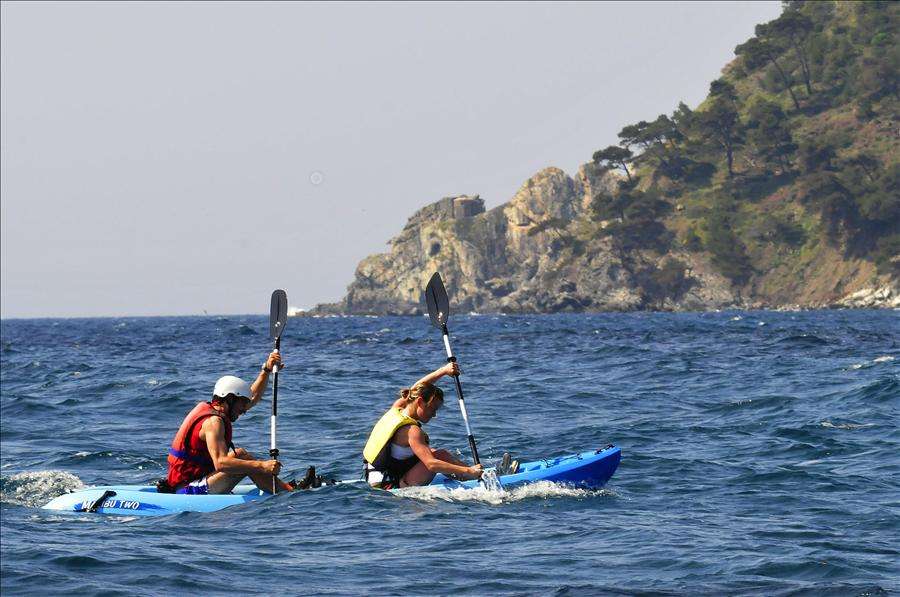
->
848;355;895;370
821;421;874;430
0;470;84;508
395;481;615;505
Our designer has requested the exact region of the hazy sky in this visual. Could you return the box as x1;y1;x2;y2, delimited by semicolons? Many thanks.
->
1;1;781;318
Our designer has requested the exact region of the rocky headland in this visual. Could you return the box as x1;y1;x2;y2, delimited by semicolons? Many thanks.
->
311;2;899;316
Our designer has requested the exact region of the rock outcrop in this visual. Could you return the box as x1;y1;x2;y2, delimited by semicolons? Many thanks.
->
312;156;898;315
317;168;747;315
834;285;900;309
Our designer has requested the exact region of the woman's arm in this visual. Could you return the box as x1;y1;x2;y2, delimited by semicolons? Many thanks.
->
412;362;459;388
407;426;482;480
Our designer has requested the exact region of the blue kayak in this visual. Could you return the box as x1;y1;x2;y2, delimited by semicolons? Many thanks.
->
42;484;268;516
42;445;620;516
430;445;621;490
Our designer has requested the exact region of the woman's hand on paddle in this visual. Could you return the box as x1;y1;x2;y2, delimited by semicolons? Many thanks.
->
465;464;483;479
265;351;283;371
441;362;460;377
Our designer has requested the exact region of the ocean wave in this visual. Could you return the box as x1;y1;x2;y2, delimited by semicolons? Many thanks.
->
848;355;897;370
820;420;875;430
774;334;829;347
843;376;900;403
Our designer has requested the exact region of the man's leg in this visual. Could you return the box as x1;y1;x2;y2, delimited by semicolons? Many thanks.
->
212;447;292;494
205;471;245;495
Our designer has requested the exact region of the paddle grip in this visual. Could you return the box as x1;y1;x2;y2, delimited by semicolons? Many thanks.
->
273;338;280;374
467;434;480;466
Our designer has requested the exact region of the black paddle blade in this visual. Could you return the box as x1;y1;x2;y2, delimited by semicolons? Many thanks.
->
424;272;450;328
270;289;288;340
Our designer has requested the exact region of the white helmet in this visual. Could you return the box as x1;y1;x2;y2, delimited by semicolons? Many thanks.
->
213;375;251;401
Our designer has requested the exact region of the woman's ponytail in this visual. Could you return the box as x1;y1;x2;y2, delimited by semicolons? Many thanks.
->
404;382;444;405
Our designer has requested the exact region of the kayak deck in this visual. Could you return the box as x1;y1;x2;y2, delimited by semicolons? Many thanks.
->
42;445;621;516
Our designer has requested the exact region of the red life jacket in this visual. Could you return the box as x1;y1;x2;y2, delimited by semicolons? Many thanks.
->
166;402;233;488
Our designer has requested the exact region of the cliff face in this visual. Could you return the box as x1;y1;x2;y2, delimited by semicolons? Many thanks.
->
327;167;744;315
322;158;897;315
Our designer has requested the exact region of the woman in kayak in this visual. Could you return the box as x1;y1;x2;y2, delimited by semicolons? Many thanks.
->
363;362;483;489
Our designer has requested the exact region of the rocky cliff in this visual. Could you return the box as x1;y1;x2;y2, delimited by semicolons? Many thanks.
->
318;163;897;316
320;167;770;315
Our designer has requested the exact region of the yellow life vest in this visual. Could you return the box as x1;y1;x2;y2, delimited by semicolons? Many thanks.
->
363;407;423;468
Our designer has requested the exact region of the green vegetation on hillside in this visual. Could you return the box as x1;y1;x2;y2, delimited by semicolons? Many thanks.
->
590;0;899;284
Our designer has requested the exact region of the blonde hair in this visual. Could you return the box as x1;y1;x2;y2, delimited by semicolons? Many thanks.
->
399;382;444;405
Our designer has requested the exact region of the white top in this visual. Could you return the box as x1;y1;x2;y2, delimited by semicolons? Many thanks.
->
390;443;415;459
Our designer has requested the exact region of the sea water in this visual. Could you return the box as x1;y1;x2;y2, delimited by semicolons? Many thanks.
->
1;311;898;594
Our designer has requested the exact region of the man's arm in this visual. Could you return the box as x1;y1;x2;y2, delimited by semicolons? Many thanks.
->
203;417;279;476
248;351;282;409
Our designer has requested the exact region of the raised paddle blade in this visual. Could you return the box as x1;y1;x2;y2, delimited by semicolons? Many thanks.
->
425;272;450;328
270;289;288;340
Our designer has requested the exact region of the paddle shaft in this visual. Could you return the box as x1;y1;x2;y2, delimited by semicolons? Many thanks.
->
440;323;480;465
269;337;281;493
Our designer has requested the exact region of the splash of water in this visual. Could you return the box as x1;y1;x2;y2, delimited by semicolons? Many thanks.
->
396;481;616;506
480;469;503;492
0;470;84;508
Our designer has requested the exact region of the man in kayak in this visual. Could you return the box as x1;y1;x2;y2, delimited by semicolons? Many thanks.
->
163;351;295;494
363;362;483;489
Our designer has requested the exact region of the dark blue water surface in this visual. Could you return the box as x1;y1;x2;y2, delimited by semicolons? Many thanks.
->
1;311;898;595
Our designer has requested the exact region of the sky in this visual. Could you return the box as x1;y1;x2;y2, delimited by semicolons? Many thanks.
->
1;1;782;318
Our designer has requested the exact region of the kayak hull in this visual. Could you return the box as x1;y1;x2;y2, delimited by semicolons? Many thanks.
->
41;484;268;516
41;445;621;516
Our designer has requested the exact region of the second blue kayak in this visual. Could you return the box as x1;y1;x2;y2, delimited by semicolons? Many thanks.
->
430;445;621;490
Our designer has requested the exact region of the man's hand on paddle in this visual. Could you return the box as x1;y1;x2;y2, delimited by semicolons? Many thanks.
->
260;459;282;476
441;362;460;377
265;351;283;371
